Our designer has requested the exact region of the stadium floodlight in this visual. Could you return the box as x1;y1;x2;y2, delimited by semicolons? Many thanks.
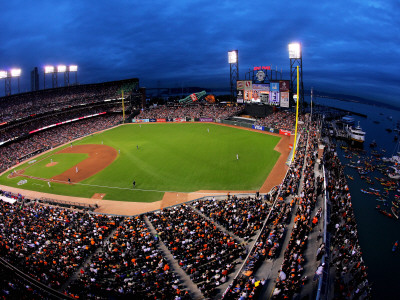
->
288;43;301;59
45;66;55;73
0;70;7;79
228;50;238;64
10;68;21;77
69;65;78;72
57;65;67;72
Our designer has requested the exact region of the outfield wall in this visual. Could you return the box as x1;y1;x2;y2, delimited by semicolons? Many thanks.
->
132;118;293;136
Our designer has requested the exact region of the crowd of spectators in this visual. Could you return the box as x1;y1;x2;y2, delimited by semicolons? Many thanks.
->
192;195;269;240
271;121;322;299
148;204;245;298
0;114;122;172
0;103;125;144
0;79;136;123
65;216;189;299
0;200;119;289
136;104;244;120
0;264;50;300
222;120;313;299
324;146;371;299
254;111;305;132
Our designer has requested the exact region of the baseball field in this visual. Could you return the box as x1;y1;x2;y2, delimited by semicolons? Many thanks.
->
0;123;284;203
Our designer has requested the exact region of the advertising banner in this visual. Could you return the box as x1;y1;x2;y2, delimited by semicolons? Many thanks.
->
199;118;213;122
280;92;289;108
252;84;269;103
269;91;280;106
244;80;252;102
149;119;157;122
252;124;265;131
237;89;244;103
190;93;198;102
244;90;252;102
237;80;245;90
174;118;186;122
260;92;269;104
279;80;290;92
156;118;166;122
167;118;174;122
279;129;292;136
270;82;279;92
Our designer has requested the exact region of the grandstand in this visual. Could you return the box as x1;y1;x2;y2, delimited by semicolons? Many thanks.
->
0;82;370;299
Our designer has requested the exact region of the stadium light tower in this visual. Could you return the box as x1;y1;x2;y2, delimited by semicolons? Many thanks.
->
288;42;304;109
68;65;78;85
58;65;67;86
10;68;22;94
44;65;57;89
228;50;239;102
0;70;7;96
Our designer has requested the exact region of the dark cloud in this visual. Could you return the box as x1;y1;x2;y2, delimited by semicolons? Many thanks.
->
0;0;399;107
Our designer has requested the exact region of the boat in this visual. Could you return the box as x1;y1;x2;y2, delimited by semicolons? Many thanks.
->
386;128;393;133
341;115;355;125
370;140;377;148
345;122;366;143
393;240;398;252
378;209;394;219
346;175;354;180
392;207;399;219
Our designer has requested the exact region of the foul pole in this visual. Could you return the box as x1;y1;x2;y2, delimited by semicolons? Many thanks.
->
292;66;300;162
122;90;125;123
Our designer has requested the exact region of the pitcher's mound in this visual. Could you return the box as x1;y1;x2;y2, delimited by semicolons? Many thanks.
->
46;162;58;167
92;193;106;199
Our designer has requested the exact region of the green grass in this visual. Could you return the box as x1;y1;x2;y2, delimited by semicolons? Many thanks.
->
23;153;88;178
0;123;282;202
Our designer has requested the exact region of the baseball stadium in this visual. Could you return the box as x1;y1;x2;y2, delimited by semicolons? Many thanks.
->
0;75;370;300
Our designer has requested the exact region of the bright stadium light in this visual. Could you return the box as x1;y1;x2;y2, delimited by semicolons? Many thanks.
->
228;50;238;64
10;68;21;77
57;65;67;72
288;43;301;59
0;70;7;79
45;66;55;73
69;65;78;72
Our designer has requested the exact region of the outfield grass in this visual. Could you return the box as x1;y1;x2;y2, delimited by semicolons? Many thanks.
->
0;123;282;202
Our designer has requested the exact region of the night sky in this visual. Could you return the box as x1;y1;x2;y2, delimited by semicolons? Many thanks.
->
1;0;399;107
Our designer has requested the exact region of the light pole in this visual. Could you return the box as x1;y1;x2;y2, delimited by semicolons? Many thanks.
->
57;65;67;86
288;42;304;109
69;65;78;85
44;66;56;89
228;50;239;102
10;68;21;94
0;70;7;96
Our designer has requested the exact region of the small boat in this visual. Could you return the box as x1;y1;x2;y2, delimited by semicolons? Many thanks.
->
361;189;369;194
392;207;399;219
370;140;377;148
376;198;387;202
393;240;398;252
369;187;380;192
378;209;394;218
386;128;392;133
392;201;399;209
346;175;354;180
